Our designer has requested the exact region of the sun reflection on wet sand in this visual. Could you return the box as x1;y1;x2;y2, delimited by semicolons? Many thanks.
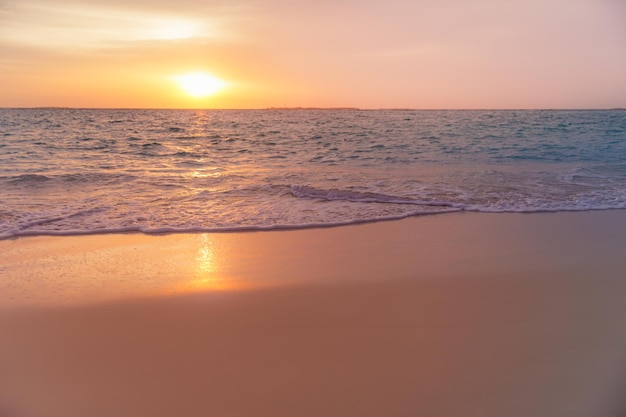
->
197;234;214;273
176;234;241;293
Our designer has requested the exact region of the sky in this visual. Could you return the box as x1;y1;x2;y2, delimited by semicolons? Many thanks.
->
0;0;625;109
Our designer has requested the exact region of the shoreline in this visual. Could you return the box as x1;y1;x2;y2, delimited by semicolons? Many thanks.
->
2;210;625;308
3;207;625;242
1;210;626;416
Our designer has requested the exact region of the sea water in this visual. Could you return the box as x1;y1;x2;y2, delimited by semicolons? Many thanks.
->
1;108;625;239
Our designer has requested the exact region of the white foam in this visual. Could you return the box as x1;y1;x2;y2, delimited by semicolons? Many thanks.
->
1;208;460;240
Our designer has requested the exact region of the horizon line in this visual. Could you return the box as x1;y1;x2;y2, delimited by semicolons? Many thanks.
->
2;106;625;111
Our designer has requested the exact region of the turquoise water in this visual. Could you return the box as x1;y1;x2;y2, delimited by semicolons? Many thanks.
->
1;109;625;238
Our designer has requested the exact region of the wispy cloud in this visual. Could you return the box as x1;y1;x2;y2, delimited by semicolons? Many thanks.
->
0;0;228;50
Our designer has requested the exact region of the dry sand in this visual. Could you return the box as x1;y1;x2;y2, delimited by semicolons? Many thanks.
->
1;211;626;417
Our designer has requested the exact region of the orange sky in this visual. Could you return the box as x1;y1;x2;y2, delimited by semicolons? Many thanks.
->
1;0;625;109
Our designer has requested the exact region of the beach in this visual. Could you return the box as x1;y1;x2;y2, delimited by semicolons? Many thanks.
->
1;210;626;417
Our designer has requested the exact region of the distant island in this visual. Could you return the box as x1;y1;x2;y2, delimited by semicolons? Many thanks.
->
265;107;361;111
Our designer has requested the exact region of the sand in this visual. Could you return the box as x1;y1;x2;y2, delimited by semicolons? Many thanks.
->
1;211;626;417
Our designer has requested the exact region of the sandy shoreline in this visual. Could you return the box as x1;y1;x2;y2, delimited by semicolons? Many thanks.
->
1;211;626;416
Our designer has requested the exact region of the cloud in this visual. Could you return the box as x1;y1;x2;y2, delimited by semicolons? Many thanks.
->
0;0;244;51
0;0;15;15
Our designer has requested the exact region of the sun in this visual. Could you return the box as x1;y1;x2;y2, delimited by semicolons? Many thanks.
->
175;72;227;98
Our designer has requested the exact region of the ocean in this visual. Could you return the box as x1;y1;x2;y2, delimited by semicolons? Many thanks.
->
1;108;625;239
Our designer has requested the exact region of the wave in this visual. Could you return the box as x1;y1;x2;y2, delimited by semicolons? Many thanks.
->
3;178;624;240
290;185;464;208
0;208;455;240
6;174;51;184
1;173;137;187
4;206;626;241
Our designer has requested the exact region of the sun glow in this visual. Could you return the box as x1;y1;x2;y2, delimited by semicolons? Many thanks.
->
175;72;227;98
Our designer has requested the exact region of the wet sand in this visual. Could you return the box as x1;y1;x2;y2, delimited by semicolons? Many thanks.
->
1;211;626;417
